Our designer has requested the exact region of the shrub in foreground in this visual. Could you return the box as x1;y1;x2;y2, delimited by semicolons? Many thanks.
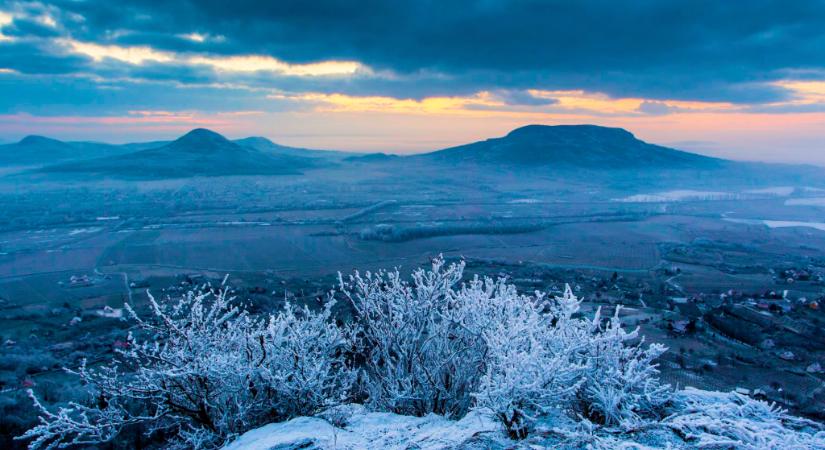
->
340;257;670;438
19;279;354;449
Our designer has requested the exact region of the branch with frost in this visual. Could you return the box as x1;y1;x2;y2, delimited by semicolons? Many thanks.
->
16;388;155;450
665;388;825;449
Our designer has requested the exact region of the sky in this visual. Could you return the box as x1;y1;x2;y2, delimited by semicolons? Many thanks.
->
1;1;825;164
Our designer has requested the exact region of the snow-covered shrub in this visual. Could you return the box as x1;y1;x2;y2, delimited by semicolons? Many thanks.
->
464;281;587;439
579;306;670;428
18;279;354;450
467;280;669;437
339;258;483;417
341;256;670;438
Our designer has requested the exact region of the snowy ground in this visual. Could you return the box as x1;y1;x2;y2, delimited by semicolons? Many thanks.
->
223;389;825;450
222;405;500;450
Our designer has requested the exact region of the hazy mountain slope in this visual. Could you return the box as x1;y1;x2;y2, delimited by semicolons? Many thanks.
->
0;136;80;166
42;129;316;178
419;124;723;168
344;152;399;163
234;136;356;161
0;136;142;166
119;140;173;151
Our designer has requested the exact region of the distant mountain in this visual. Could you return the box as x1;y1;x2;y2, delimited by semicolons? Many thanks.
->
0;135;138;166
0;135;78;165
234;136;355;161
42;129;317;178
419;125;723;168
119;140;173;152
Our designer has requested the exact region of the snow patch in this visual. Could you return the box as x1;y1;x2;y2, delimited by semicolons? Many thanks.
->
223;408;500;450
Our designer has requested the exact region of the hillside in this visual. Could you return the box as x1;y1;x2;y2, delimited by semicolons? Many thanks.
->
42;129;317;178
344;152;399;163
419;124;723;168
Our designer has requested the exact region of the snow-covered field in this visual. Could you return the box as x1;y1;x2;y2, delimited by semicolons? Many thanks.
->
743;186;795;196
724;218;825;232
508;198;542;204
615;190;737;203
786;197;825;207
615;186;802;203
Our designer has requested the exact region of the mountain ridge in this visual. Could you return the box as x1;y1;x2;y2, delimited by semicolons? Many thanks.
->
40;129;316;178
418;124;724;168
9;124;807;180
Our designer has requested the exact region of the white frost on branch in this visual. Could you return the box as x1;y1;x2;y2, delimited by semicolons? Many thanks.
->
665;388;825;449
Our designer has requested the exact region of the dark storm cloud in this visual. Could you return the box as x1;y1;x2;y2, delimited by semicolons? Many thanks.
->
0;72;286;115
34;0;825;104
124;62;218;84
0;40;90;74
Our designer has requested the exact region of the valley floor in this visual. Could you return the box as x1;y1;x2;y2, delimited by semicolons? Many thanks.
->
1;166;824;447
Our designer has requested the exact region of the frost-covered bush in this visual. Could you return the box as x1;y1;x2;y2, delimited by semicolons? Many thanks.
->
461;280;585;438
468;283;669;437
19;279;354;450
578;306;670;428
341;256;670;438
339;258;483;417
